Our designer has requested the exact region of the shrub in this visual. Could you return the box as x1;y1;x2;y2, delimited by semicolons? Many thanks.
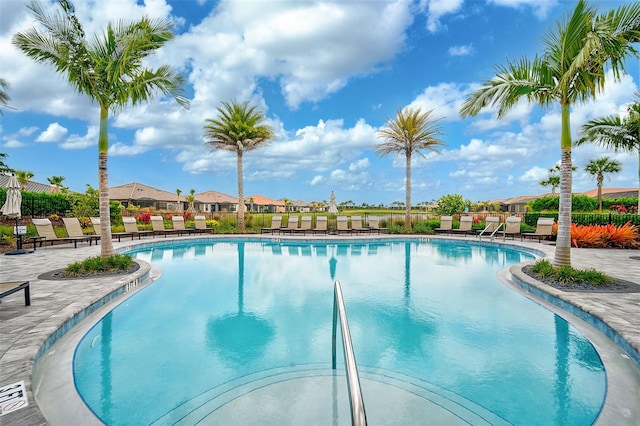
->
571;222;639;249
529;259;611;286
137;213;151;224
64;254;134;277
413;221;435;234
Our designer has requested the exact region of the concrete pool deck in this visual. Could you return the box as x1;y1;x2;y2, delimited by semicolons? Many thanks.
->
0;234;638;425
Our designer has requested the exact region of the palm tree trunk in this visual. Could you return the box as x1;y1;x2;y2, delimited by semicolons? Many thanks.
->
405;152;412;230
597;174;603;211
554;103;572;267
98;106;113;257
237;150;245;231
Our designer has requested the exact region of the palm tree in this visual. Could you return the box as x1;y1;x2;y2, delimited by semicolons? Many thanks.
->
577;93;640;214
459;0;640;267
16;170;34;191
186;188;196;212
47;175;66;193
0;78;12;115
376;107;445;230
203;100;274;231
13;0;188;258
176;188;182;208
540;175;560;194
584;157;622;211
0;153;13;174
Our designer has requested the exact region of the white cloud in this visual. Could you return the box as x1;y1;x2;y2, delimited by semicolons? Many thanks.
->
61;126;98;150
423;0;464;32
519;166;548;182
448;44;473;56
36;123;68;143
488;0;558;19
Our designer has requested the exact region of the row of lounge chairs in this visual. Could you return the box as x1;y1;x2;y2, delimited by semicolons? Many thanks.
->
261;215;388;235
28;215;215;248
435;216;555;242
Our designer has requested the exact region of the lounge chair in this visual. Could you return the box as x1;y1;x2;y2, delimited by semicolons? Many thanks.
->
0;281;30;306
336;216;351;235
451;216;474;236
194;216;215;234
367;216;388;234
31;218;96;248
150;215;181;237
477;216;501;239
62;217;100;245
350;216;370;234
172;216;196;235
312;216;328;234
261;215;282;234
434;216;453;234
280;216;300;234
122;216;154;241
497;216;522;240
293;216;312;235
522;217;555;242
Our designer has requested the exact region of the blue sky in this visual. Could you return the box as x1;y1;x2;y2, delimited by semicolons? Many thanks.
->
1;0;638;206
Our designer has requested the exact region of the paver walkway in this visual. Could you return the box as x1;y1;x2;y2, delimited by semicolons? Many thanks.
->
0;235;638;425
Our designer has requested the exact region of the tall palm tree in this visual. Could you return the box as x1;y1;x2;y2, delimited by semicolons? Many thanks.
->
577;93;640;214
13;0;188;257
375;107;445;230
204;100;274;231
459;0;640;267
584;157;622;210
16;170;34;191
540;175;560;194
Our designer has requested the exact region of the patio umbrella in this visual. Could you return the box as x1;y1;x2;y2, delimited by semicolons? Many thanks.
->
2;174;31;255
328;191;338;214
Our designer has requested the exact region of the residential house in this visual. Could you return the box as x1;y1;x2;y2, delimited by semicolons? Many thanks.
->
110;182;184;211
248;194;286;213
196;190;238;212
580;188;638;199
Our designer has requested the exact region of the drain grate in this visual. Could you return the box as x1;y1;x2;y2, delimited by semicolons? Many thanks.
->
0;380;29;416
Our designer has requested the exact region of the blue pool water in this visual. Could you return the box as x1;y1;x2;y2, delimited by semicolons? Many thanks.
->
73;239;606;425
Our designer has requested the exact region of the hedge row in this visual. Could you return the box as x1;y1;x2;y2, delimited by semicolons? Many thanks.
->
524;213;640;227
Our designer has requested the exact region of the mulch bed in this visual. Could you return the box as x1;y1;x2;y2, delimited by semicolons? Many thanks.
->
37;263;140;280
522;265;640;293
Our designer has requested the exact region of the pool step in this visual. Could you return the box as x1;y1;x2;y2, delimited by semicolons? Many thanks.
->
151;365;510;425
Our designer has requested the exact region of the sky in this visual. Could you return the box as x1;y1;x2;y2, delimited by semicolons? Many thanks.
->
1;0;639;206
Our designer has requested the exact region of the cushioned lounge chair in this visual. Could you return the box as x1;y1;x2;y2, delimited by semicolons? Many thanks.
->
434;216;453;234
497;216;522;240
293;216;312;235
172;216;196;235
123;216;154;240
261;215;282;234
312;216;328;234
194;215;215;234
522;217;555;242
151;215;181;237
350;216;370;234
366;216;388;234
336;216;351;235
451;216;474;236
31;218;95;248
62;217;100;245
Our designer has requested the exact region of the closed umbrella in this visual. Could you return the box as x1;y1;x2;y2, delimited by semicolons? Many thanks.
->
2;174;31;255
328;191;338;214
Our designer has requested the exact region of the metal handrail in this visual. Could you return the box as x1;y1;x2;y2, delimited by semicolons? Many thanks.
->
477;222;504;241
332;280;367;426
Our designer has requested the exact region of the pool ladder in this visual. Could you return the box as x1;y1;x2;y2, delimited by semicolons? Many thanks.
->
332;280;368;426
477;222;504;241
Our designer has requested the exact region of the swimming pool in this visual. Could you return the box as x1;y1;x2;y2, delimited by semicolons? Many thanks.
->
73;239;606;425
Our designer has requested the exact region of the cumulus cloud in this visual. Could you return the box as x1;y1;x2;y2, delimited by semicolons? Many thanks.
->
36;123;68;143
60;126;98;150
422;0;464;32
488;0;558;19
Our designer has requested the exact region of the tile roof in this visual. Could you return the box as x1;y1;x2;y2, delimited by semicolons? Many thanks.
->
195;190;238;204
0;175;56;193
248;194;285;206
109;182;182;202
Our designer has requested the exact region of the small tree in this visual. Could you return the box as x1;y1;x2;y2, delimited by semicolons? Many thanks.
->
584;157;622;210
16;170;34;191
436;194;469;215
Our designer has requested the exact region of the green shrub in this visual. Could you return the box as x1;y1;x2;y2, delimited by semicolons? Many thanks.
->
413;221;436;234
64;254;135;277
529;259;611;286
